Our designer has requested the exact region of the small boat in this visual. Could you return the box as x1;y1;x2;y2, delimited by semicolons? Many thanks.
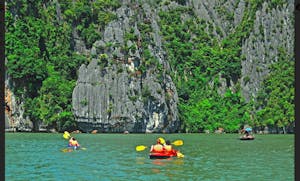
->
149;152;176;159
149;151;184;159
61;146;86;152
240;136;255;140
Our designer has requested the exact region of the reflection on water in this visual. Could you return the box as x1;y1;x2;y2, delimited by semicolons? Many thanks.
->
151;168;161;174
152;159;168;166
5;133;294;180
173;158;184;165
151;158;184;166
136;154;185;167
136;157;147;165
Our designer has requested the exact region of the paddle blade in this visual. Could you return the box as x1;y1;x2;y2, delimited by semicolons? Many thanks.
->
172;140;183;146
63;131;71;139
177;152;184;158
61;148;72;153
136;145;147;151
63;134;70;139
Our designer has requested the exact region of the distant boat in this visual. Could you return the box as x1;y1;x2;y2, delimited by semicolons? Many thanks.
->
240;136;255;140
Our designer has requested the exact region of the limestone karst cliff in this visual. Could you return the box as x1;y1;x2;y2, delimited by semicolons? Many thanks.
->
5;0;294;133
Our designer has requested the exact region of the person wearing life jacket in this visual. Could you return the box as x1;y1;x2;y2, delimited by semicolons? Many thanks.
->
164;140;177;156
242;127;253;138
150;137;165;153
68;137;80;149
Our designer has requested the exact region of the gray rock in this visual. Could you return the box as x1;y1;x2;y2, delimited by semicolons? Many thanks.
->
71;1;181;133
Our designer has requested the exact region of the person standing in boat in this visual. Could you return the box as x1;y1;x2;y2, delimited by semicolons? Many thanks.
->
150;137;165;153
68;137;80;150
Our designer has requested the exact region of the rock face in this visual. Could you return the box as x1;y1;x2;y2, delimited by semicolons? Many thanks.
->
72;61;179;133
5;0;294;133
187;0;294;101
72;2;180;133
71;0;294;133
241;2;294;101
5;75;34;132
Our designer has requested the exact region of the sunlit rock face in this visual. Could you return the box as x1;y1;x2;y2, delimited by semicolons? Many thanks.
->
72;2;180;133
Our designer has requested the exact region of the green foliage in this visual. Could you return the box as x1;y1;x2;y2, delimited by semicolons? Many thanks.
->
125;31;138;42
57;111;77;131
158;1;293;133
23;98;41;131
80;23;102;48
98;54;109;67
256;48;294;132
129;95;138;102
80;99;88;106
138;22;152;34
5;0;294;133
60;0;120;48
270;0;286;8
6;17;48;97
37;65;76;129
5;1;85;131
179;88;247;133
97;11;117;30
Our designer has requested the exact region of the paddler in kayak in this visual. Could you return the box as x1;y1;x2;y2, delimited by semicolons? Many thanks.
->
164;140;177;156
149;138;185;158
150;137;166;153
68;137;80;150
241;127;254;139
164;140;184;158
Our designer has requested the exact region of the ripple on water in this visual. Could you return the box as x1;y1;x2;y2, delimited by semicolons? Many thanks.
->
5;133;294;180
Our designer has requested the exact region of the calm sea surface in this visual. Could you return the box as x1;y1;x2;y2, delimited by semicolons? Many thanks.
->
5;133;294;181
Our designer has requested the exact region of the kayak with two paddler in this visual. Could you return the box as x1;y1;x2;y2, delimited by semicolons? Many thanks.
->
136;138;185;159
149;151;184;159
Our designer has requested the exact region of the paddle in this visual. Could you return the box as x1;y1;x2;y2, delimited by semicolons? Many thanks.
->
171;140;183;146
136;145;148;151
176;151;184;158
135;139;184;152
61;147;87;152
63;131;71;139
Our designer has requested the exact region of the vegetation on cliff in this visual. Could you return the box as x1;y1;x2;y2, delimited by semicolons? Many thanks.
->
157;0;294;133
5;0;294;133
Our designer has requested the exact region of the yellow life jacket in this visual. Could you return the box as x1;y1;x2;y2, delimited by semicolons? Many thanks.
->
152;144;163;152
164;145;172;151
69;140;78;146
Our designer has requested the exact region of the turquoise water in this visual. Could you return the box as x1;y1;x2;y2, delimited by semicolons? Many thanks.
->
5;133;294;181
